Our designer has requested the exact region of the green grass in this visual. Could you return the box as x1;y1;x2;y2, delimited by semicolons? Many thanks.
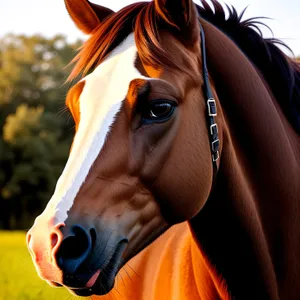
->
0;231;73;300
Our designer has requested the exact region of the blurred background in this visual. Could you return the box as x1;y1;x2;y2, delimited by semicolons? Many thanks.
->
0;0;299;299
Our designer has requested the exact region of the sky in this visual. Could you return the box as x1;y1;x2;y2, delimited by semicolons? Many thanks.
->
0;0;299;56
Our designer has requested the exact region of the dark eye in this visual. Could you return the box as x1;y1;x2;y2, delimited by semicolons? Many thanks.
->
142;100;177;124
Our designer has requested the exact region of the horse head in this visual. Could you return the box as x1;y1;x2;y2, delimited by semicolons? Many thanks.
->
27;0;218;296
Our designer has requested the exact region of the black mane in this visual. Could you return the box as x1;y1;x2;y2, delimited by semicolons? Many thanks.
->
197;0;300;133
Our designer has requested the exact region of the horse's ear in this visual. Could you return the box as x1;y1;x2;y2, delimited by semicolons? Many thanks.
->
154;0;199;44
65;0;114;34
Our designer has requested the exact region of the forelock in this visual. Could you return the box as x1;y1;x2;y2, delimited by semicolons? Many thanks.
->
68;1;182;82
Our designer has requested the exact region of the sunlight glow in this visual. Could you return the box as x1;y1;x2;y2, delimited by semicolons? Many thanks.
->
0;0;299;55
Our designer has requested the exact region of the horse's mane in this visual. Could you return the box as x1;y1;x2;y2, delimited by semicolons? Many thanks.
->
69;0;300;132
197;0;300;132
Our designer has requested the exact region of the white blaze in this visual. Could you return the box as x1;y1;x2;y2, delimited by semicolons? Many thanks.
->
39;33;143;224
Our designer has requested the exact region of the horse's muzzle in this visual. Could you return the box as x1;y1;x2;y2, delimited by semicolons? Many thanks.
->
27;214;128;296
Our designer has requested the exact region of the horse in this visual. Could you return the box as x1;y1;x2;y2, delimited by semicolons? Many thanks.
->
26;0;300;299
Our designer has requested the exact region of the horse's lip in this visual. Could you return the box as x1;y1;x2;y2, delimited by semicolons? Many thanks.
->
85;269;101;288
71;241;127;296
71;265;117;296
71;287;94;297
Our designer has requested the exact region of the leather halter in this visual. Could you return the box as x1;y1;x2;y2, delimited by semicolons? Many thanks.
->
199;21;220;181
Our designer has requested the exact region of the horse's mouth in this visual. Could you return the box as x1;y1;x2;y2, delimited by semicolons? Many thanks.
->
70;241;127;297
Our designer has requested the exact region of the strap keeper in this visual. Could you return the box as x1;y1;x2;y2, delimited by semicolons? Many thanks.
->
210;123;218;136
207;98;217;117
212;151;220;162
212;139;220;153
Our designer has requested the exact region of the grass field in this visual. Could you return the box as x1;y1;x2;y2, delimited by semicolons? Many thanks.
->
0;231;73;300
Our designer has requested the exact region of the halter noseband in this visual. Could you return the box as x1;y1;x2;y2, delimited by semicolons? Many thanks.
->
199;20;220;181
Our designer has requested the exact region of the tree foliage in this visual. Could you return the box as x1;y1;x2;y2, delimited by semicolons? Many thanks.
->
0;34;81;229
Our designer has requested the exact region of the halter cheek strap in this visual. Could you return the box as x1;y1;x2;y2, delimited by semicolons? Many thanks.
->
199;21;220;181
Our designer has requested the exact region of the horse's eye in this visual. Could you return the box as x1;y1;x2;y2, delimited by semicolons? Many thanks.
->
143;100;176;124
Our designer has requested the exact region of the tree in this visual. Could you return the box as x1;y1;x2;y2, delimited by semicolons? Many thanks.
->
0;34;81;229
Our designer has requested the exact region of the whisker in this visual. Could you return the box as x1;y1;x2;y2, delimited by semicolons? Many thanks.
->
109;288;117;300
122;265;133;282
113;287;123;299
126;262;140;278
98;228;117;260
57;105;70;117
117;271;126;288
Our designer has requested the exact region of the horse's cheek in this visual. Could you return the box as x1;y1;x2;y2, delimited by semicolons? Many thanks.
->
128;113;180;183
149;123;212;223
151;159;210;224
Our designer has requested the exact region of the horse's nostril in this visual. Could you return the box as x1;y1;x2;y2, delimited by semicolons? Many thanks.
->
51;232;59;248
90;228;97;248
60;236;86;259
56;225;93;274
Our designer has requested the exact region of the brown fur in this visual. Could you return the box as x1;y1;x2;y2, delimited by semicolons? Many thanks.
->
190;18;300;299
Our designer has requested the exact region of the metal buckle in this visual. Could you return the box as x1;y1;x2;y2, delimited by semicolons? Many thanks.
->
210;123;218;136
207;98;217;117
212;139;220;153
212;151;220;162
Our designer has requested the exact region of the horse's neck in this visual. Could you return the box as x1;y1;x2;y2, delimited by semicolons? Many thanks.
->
190;20;300;299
